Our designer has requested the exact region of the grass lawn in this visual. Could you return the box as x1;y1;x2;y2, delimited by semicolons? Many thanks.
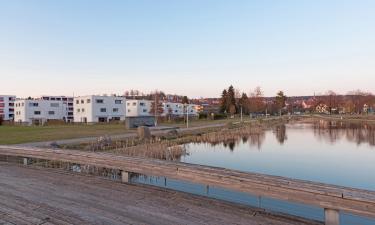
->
0;118;245;145
0;124;132;145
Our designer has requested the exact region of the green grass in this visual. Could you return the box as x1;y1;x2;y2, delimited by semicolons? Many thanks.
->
0;124;132;145
0;118;246;145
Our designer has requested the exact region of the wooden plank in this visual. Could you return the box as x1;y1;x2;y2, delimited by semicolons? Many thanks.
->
0;145;375;219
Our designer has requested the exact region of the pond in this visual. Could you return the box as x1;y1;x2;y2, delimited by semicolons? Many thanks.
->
182;120;375;191
135;119;375;225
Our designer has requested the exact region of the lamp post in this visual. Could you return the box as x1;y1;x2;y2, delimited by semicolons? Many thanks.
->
185;104;189;128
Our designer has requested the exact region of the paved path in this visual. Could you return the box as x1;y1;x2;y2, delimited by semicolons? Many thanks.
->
17;123;226;147
0;162;321;225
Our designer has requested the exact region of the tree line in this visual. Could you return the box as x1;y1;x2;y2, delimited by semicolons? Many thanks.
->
220;85;287;116
220;86;375;116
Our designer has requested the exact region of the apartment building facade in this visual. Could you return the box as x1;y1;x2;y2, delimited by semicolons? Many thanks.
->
74;95;126;123
162;102;199;117
0;95;16;121
125;99;153;117
40;96;74;122
14;97;72;125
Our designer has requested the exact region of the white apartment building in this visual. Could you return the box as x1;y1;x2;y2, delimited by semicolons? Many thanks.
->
125;99;153;117
74;95;126;123
40;96;74;121
0;95;16;121
162;102;199;117
14;97;72;125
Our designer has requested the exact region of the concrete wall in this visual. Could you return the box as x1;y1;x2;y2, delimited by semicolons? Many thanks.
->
125;116;155;129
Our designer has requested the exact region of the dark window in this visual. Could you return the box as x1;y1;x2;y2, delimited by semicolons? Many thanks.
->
96;99;104;104
100;108;106;112
115;100;122;104
34;111;41;115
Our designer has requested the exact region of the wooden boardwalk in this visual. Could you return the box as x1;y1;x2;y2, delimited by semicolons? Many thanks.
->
0;162;320;225
1;145;375;224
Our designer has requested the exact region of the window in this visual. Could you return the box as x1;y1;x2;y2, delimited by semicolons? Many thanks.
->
113;108;119;112
127;102;130;106
115;100;122;104
140;102;145;106
100;108;106;112
50;103;59;107
132;102;136;106
29;102;38;107
76;100;79;104
166;104;170;107
34;111;41;115
143;109;147;113
87;99;91;103
48;111;55;115
128;109;131;113
96;99;104;104
82;108;85;112
77;109;80;112
80;100;84;104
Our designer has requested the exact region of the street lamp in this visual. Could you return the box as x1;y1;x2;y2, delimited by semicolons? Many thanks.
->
184;103;189;128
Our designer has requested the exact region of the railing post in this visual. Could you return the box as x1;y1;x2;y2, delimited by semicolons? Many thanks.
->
325;208;339;225
121;171;130;183
23;157;29;166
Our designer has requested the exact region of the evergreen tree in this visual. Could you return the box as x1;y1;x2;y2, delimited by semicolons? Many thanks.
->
227;85;236;114
275;91;287;114
220;89;228;113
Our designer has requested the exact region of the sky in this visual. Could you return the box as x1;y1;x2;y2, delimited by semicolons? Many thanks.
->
1;0;375;98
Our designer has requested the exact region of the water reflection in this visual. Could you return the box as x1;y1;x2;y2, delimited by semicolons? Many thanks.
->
312;120;375;147
273;125;287;144
198;120;375;151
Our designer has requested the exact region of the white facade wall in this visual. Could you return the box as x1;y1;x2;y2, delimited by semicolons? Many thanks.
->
0;95;16;121
74;95;126;123
162;102;199;117
125;100;153;117
14;99;68;124
40;96;74;121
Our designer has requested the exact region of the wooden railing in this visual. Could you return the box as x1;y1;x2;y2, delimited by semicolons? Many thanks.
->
0;145;374;225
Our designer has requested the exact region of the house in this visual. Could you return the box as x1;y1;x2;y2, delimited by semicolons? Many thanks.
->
315;104;329;114
0;95;16;121
125;99;153;117
125;99;154;128
74;95;126;123
14;96;73;125
162;102;199;117
40;95;74;122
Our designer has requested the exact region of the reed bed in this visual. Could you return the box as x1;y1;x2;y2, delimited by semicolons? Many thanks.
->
62;118;292;160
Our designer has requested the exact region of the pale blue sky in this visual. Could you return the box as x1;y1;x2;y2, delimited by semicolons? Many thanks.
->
1;0;374;98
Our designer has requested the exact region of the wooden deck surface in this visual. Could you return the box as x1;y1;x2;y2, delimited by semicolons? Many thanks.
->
0;145;374;219
0;162;321;225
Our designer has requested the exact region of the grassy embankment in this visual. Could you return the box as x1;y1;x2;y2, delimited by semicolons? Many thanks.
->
0;118;244;145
